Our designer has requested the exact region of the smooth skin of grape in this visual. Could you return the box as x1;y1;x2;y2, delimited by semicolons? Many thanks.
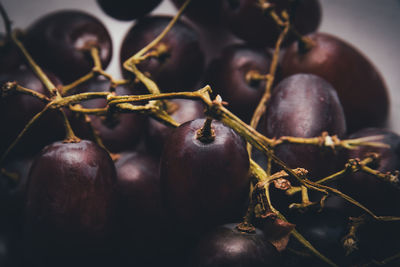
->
24;140;117;267
282;33;389;132
264;73;346;181
146;99;204;155
0;69;66;158
74;78;146;153
160;119;250;234
190;223;281;267
24;10;113;83
337;128;400;217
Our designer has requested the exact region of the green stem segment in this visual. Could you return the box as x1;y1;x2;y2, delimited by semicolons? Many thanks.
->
60;110;80;143
196;117;215;143
11;31;60;98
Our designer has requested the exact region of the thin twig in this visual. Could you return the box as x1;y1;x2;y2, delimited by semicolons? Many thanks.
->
248;10;290;155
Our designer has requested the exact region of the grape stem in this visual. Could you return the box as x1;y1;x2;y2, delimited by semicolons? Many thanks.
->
61;110;81;143
11;31;60;98
5;81;397;266
286;154;398;195
248;9;290;153
196;117;216;143
1;5;396;266
341;215;366;256
72;106;110;153
250;159;338;266
62;46;128;95
1;82;50;102
9;30;82;152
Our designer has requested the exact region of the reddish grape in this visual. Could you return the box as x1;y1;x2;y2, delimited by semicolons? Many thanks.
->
146;99;204;154
190;223;281;267
281;33;389;132
160;119;250;233
74;78;146;153
24;140;116;266
24;10;112;83
264;74;346;180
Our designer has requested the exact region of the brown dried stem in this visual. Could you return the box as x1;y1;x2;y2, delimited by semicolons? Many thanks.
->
62;47;128;95
11;31;60;98
1;82;50;102
122;0;190;97
249;10;290;141
123;0;191;67
250;159;337;266
0;2;12;37
62;72;95;95
272;132;389;150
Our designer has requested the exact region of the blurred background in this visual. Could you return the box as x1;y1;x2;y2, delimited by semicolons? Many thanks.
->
1;0;399;131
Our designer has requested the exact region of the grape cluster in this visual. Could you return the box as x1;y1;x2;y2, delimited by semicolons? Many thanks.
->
0;1;399;266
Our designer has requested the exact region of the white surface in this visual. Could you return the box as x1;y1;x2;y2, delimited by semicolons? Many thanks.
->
1;0;399;132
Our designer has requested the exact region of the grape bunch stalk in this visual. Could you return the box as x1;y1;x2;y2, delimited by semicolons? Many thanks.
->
0;0;399;266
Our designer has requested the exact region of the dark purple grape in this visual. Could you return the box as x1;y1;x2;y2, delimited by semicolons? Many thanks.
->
190;223;281;267
146;99;204;154
24;10;112;83
226;0;322;47
0;68;66;158
23;140;116;267
74;78;146;153
357;220;400;264
97;0;161;21
264;73;346;181
113;151;164;266
285;198;355;267
160;119;250;233
120;15;205;92
205;44;277;123
281;33;389;132
337;128;400;217
114;151;161;238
